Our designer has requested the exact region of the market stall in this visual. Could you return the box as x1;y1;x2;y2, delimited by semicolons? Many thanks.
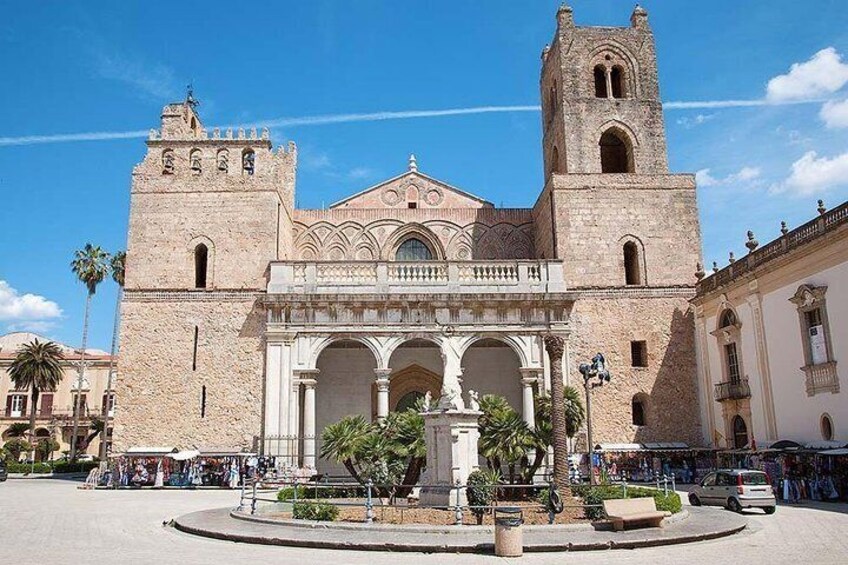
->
111;447;179;487
190;447;256;488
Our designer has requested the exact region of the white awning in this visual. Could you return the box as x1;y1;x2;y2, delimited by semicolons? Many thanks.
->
643;442;690;451
124;446;177;456
818;448;848;456
595;443;644;452
172;450;200;461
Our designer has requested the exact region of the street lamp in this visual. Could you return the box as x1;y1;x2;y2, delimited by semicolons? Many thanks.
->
579;353;611;485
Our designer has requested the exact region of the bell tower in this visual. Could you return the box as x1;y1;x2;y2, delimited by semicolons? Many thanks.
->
540;4;669;178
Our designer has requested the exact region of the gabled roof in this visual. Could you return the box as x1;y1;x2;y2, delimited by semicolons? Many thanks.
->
329;156;493;209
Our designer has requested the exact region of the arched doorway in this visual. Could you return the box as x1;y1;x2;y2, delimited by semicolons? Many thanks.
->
732;415;748;449
372;363;442;418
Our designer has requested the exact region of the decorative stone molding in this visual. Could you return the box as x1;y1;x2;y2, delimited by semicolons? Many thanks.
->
790;284;839;396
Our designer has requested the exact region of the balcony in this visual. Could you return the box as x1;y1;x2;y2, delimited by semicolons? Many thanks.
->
714;379;752;402
803;361;839;396
267;260;566;296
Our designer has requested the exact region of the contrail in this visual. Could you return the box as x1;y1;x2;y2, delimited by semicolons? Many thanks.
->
0;98;828;147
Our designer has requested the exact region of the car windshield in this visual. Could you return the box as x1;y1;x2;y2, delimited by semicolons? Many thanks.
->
741;472;769;485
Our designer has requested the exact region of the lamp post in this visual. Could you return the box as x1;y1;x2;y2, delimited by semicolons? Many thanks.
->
579;353;611;485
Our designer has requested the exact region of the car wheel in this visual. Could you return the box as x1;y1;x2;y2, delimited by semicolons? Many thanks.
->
763;506;776;515
727;498;742;513
689;493;702;506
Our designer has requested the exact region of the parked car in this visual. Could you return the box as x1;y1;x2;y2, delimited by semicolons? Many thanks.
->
0;460;7;482
689;469;776;514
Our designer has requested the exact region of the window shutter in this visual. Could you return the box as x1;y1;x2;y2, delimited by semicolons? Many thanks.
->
41;394;54;416
20;395;27;414
4;396;11;417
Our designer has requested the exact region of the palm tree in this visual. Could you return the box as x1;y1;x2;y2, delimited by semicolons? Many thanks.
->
320;414;372;483
99;250;125;461
7;339;65;456
69;243;110;461
544;335;569;489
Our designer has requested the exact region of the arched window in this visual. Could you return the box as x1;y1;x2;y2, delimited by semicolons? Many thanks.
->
732;415;748;449
190;149;202;174
611;66;625;98
395;238;433;261
720;309;737;328
242;149;255;175
631;396;646;426
217;149;229;172
594;65;608;98
600;129;632;173
821;414;834;441
623;241;641;285
194;243;208;289
162;149;175;174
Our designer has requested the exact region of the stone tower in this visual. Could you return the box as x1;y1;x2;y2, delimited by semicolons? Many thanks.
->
533;4;704;446
112;98;298;451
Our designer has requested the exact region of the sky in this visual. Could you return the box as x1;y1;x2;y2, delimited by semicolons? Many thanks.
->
1;0;848;351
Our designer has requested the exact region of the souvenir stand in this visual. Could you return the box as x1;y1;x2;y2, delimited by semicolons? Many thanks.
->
190;447;257;488
594;444;653;483
642;443;713;484
111;447;179;487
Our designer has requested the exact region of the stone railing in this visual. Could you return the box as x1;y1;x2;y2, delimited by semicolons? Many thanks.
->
698;201;848;295
714;378;752;402
803;362;839;396
269;260;565;295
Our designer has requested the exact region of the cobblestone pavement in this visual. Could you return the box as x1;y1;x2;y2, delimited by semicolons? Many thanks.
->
2;479;847;564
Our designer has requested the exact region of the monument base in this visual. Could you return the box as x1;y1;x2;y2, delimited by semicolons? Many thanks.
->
418;409;482;507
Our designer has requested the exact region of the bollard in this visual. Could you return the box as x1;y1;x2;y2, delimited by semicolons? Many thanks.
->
365;480;374;524
251;481;258;515
494;507;524;557
454;480;463;526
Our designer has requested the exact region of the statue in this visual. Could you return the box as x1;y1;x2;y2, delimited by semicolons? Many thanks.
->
467;390;480;411
422;391;432;412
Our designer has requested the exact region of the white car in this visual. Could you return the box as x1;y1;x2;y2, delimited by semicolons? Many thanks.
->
689;469;776;514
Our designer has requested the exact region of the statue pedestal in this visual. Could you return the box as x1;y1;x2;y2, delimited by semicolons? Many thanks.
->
418;409;482;507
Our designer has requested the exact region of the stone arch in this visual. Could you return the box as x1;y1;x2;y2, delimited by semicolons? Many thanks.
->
188;235;215;289
161;148;175;174
242;147;255;175
618;234;646;286
611;65;626;98
588;41;640;98
308;335;382;371
459;334;530;368
189;148;202;174
371;364;442;419
382;223;446;260
599;125;636;173
731;414;748;449
593;64;608;98
715;301;741;332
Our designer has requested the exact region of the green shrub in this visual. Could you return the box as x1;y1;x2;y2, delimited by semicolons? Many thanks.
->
292;500;339;521
6;462;52;474
277;485;365;502
52;461;98;474
575;485;682;520
467;469;501;524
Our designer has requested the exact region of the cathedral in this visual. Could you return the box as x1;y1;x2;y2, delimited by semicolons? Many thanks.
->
113;4;703;473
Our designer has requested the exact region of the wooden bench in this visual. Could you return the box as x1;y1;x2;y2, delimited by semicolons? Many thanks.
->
603;498;668;531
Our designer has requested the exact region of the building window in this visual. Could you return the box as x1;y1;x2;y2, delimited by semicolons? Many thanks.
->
162;149;175;174
600;129;632;173
190;149;202;174
395;238;433;261
408;202;417;209
217;149;229;172
242;149;255;175
631;340;648;367
200;385;207;418
790;285;838;395
102;393;116;417
194;244;208;289
611;66;625;98
623;241;641;285
732;415;748;449
720;309;737;329
40;393;54;417
6;394;26;418
192;326;199;371
593;65;608;98
725;342;741;383
821;413;834;441
631;396;646;426
73;393;88;416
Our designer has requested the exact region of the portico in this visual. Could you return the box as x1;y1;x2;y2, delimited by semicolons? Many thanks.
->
261;259;572;473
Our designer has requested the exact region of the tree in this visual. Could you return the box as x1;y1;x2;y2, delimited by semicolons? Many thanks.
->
81;417;104;454
35;437;60;462
7;339;65;455
69;243;110;461
320;414;371;484
478;395;533;484
531;386;585;483
99;250;125;461
5;423;31;438
544;335;569;489
3;438;32;462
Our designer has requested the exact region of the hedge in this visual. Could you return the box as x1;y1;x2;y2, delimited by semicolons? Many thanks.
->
277;484;365;501
4;461;99;475
6;462;53;474
292;500;339;521
571;484;682;520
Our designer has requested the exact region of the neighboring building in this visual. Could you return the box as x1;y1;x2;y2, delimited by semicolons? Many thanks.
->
114;4;703;471
692;201;848;450
0;332;117;458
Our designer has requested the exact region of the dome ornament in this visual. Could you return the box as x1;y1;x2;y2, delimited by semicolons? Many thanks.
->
408;154;418;172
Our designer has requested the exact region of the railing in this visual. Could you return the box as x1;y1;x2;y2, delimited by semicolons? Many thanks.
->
714;379;752;402
698;201;848;294
803;361;839;396
268;260;565;295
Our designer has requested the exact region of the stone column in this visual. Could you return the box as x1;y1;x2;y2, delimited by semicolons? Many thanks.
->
289;378;300;466
519;368;540;429
375;368;392;420
605;68;613;99
264;342;283;441
300;370;319;470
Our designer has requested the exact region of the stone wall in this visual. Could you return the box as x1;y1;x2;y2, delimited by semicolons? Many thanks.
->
567;293;701;446
112;295;264;451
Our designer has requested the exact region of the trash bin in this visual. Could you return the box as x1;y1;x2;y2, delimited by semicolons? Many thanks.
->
494;507;524;557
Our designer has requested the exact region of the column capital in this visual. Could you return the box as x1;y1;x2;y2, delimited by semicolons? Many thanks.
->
300;378;317;389
519;366;543;378
374;368;393;379
543;334;566;358
376;379;390;393
295;368;320;378
266;330;297;344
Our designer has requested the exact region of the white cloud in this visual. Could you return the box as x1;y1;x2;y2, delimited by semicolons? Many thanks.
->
772;150;848;196
676;114;715;129
347;167;375;180
766;47;848;102
820;98;848;128
696;167;761;188
0;280;62;322
94;50;180;101
6;320;59;334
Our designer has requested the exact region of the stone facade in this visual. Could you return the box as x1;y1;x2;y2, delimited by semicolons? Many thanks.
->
113;4;704;461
